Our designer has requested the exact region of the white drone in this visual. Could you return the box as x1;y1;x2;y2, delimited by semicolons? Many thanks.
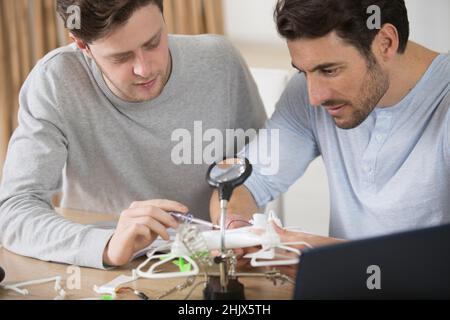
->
134;211;313;280
95;157;312;298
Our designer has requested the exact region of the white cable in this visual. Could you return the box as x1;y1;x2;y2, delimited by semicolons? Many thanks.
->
2;285;28;295
3;276;65;298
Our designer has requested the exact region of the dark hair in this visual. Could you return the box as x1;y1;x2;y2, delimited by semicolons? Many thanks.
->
275;0;410;58
57;0;164;44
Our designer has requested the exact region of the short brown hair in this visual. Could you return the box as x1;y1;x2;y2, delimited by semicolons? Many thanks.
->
57;0;164;44
275;0;410;58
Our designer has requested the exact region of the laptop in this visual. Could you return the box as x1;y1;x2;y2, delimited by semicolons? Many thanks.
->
294;223;450;299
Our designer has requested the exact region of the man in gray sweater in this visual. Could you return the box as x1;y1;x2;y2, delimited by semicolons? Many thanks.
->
0;1;266;268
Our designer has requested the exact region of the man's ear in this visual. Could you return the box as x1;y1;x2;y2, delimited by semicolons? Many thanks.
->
373;23;400;62
70;33;93;58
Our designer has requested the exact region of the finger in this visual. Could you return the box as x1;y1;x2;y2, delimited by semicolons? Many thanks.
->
271;223;311;245
271;221;285;233
132;224;155;251
127;224;153;249
233;248;244;257
129;217;172;240
132;223;153;241
129;199;188;213
242;245;262;255
235;256;252;269
122;207;179;228
271;221;293;240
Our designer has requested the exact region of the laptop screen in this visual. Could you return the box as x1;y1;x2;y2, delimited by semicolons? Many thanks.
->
294;223;450;299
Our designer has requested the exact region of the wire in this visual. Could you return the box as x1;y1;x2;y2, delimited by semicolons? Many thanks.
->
226;219;253;229
116;287;151;300
183;280;207;300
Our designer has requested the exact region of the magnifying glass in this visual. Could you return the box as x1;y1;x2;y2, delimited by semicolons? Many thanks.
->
206;157;252;295
206;157;252;202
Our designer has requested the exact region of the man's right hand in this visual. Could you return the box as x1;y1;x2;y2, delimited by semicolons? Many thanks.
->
102;199;189;267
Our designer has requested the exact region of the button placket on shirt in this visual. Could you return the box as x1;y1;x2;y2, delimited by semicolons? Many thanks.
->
361;110;392;190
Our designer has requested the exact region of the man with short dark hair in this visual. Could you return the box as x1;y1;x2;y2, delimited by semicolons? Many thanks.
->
0;0;266;268
211;0;450;261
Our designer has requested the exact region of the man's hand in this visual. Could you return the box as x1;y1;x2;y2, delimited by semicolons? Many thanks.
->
271;222;345;248
237;222;346;277
102;199;188;267
210;185;258;225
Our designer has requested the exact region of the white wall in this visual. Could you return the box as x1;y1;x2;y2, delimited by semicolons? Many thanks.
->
406;0;450;53
223;0;282;46
224;0;450;52
223;0;450;235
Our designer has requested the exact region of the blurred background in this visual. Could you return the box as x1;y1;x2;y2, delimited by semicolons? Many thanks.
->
0;0;449;235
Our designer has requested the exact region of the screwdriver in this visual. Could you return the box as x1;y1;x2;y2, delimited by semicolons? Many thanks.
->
169;212;221;229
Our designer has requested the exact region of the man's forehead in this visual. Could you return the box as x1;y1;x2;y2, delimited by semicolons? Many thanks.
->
106;28;163;57
288;32;358;68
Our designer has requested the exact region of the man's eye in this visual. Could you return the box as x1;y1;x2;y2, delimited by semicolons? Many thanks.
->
144;43;157;50
112;56;131;64
322;68;339;76
144;39;160;50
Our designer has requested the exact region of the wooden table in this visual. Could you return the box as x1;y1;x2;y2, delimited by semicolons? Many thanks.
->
0;208;294;300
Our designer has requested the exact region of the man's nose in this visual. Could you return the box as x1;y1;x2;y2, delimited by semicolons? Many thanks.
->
133;50;151;78
307;76;331;107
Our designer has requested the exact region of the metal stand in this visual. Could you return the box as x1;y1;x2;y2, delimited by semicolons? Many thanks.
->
203;276;245;300
219;199;228;290
203;199;246;300
204;157;252;300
